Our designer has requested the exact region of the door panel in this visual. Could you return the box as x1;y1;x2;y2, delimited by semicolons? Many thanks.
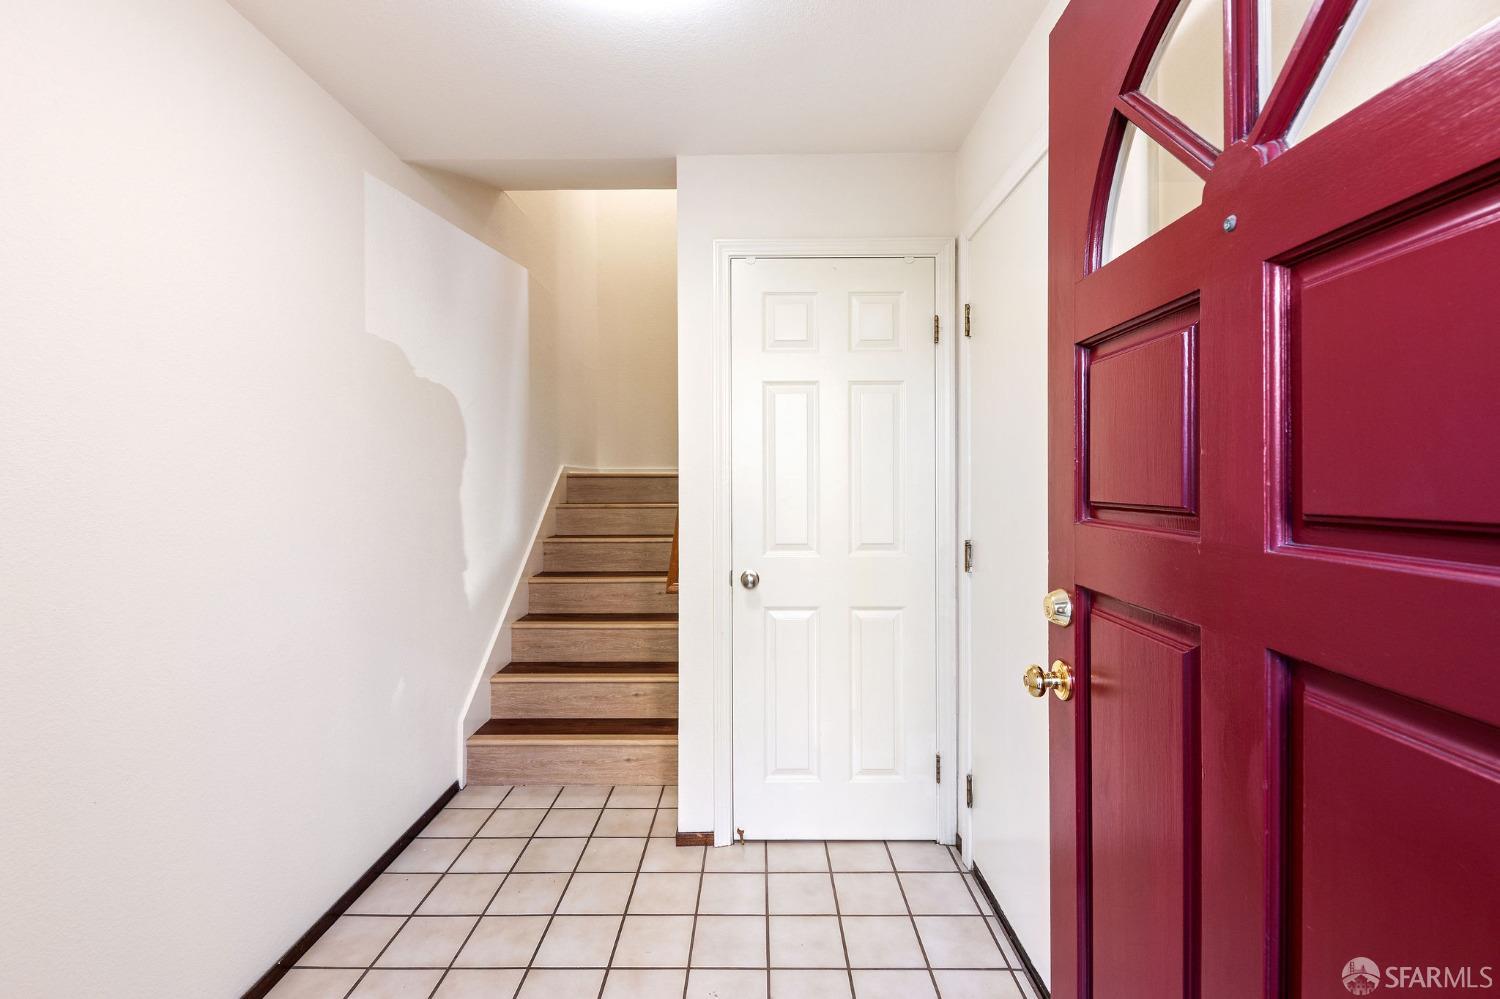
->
1049;1;1500;995
1288;664;1500;995
1291;184;1500;561
731;256;938;840
1082;304;1200;532
965;160;1053;983
1087;602;1200;999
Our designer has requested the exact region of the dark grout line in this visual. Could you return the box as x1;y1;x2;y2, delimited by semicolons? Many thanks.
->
291;797;1022;999
299;963;1016;972
595;784;662;998
762;854;771;994
513;784;598;998
329;785;516;999
680;832;706;999
426;784;525;998
884;840;945;999
825;841;857;999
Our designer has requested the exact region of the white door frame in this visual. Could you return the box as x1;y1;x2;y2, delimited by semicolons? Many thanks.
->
710;237;959;847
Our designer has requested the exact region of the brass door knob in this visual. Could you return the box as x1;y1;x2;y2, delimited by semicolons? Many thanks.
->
1022;660;1074;701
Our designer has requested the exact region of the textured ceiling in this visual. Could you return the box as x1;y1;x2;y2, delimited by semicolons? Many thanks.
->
228;0;1051;188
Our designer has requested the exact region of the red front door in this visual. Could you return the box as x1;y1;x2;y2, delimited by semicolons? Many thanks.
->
1047;1;1500;996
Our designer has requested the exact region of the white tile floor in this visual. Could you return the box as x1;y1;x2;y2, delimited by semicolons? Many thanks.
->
271;785;1039;999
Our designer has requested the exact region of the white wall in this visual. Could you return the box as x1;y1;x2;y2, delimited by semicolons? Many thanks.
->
0;2;672;996
953;0;1066;986
595;190;680;468
955;0;1068;228
674;153;956;834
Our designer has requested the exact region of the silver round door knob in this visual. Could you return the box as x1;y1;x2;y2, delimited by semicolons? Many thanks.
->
739;570;760;590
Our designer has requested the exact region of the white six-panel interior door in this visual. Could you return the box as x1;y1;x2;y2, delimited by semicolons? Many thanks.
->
730;255;939;840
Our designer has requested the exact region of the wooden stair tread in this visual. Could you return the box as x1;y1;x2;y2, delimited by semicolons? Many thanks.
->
558;502;678;509
470;717;678;745
567;471;678;478
484;468;679;775
475;717;677;734
515;613;677;629
495;666;677;683
495;657;678;672
518;613;678;620
531;572;668;582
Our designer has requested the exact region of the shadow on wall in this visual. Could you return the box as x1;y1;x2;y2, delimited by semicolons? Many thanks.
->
357;174;555;768
364;175;533;613
323;332;471;723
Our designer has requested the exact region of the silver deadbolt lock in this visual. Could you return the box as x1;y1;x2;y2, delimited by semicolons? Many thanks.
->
739;570;760;590
1043;589;1073;627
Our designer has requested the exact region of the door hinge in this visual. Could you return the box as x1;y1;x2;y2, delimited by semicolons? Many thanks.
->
963;303;971;337
963;540;974;573
935;754;942;783
966;773;974;808
933;314;940;344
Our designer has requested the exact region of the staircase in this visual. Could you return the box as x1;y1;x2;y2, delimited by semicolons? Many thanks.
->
465;471;678;785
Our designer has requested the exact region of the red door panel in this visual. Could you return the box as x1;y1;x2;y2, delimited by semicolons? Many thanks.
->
1085;309;1198;523
1047;2;1500;996
1088;602;1200;998
1293;183;1500;558
1289;665;1500;995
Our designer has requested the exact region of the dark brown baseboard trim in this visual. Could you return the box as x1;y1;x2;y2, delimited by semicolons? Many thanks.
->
676;830;713;846
954;830;963;854
971;862;1050;998
241;780;459;999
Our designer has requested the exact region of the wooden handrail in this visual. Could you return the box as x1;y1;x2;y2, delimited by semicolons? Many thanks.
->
665;514;679;593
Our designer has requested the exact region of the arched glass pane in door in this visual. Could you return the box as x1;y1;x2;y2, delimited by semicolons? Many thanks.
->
1291;0;1500;142
1103;123;1207;263
1140;0;1226;147
1260;0;1320;98
1096;0;1500;268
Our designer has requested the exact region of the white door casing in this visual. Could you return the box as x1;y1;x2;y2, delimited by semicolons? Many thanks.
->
729;254;941;840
